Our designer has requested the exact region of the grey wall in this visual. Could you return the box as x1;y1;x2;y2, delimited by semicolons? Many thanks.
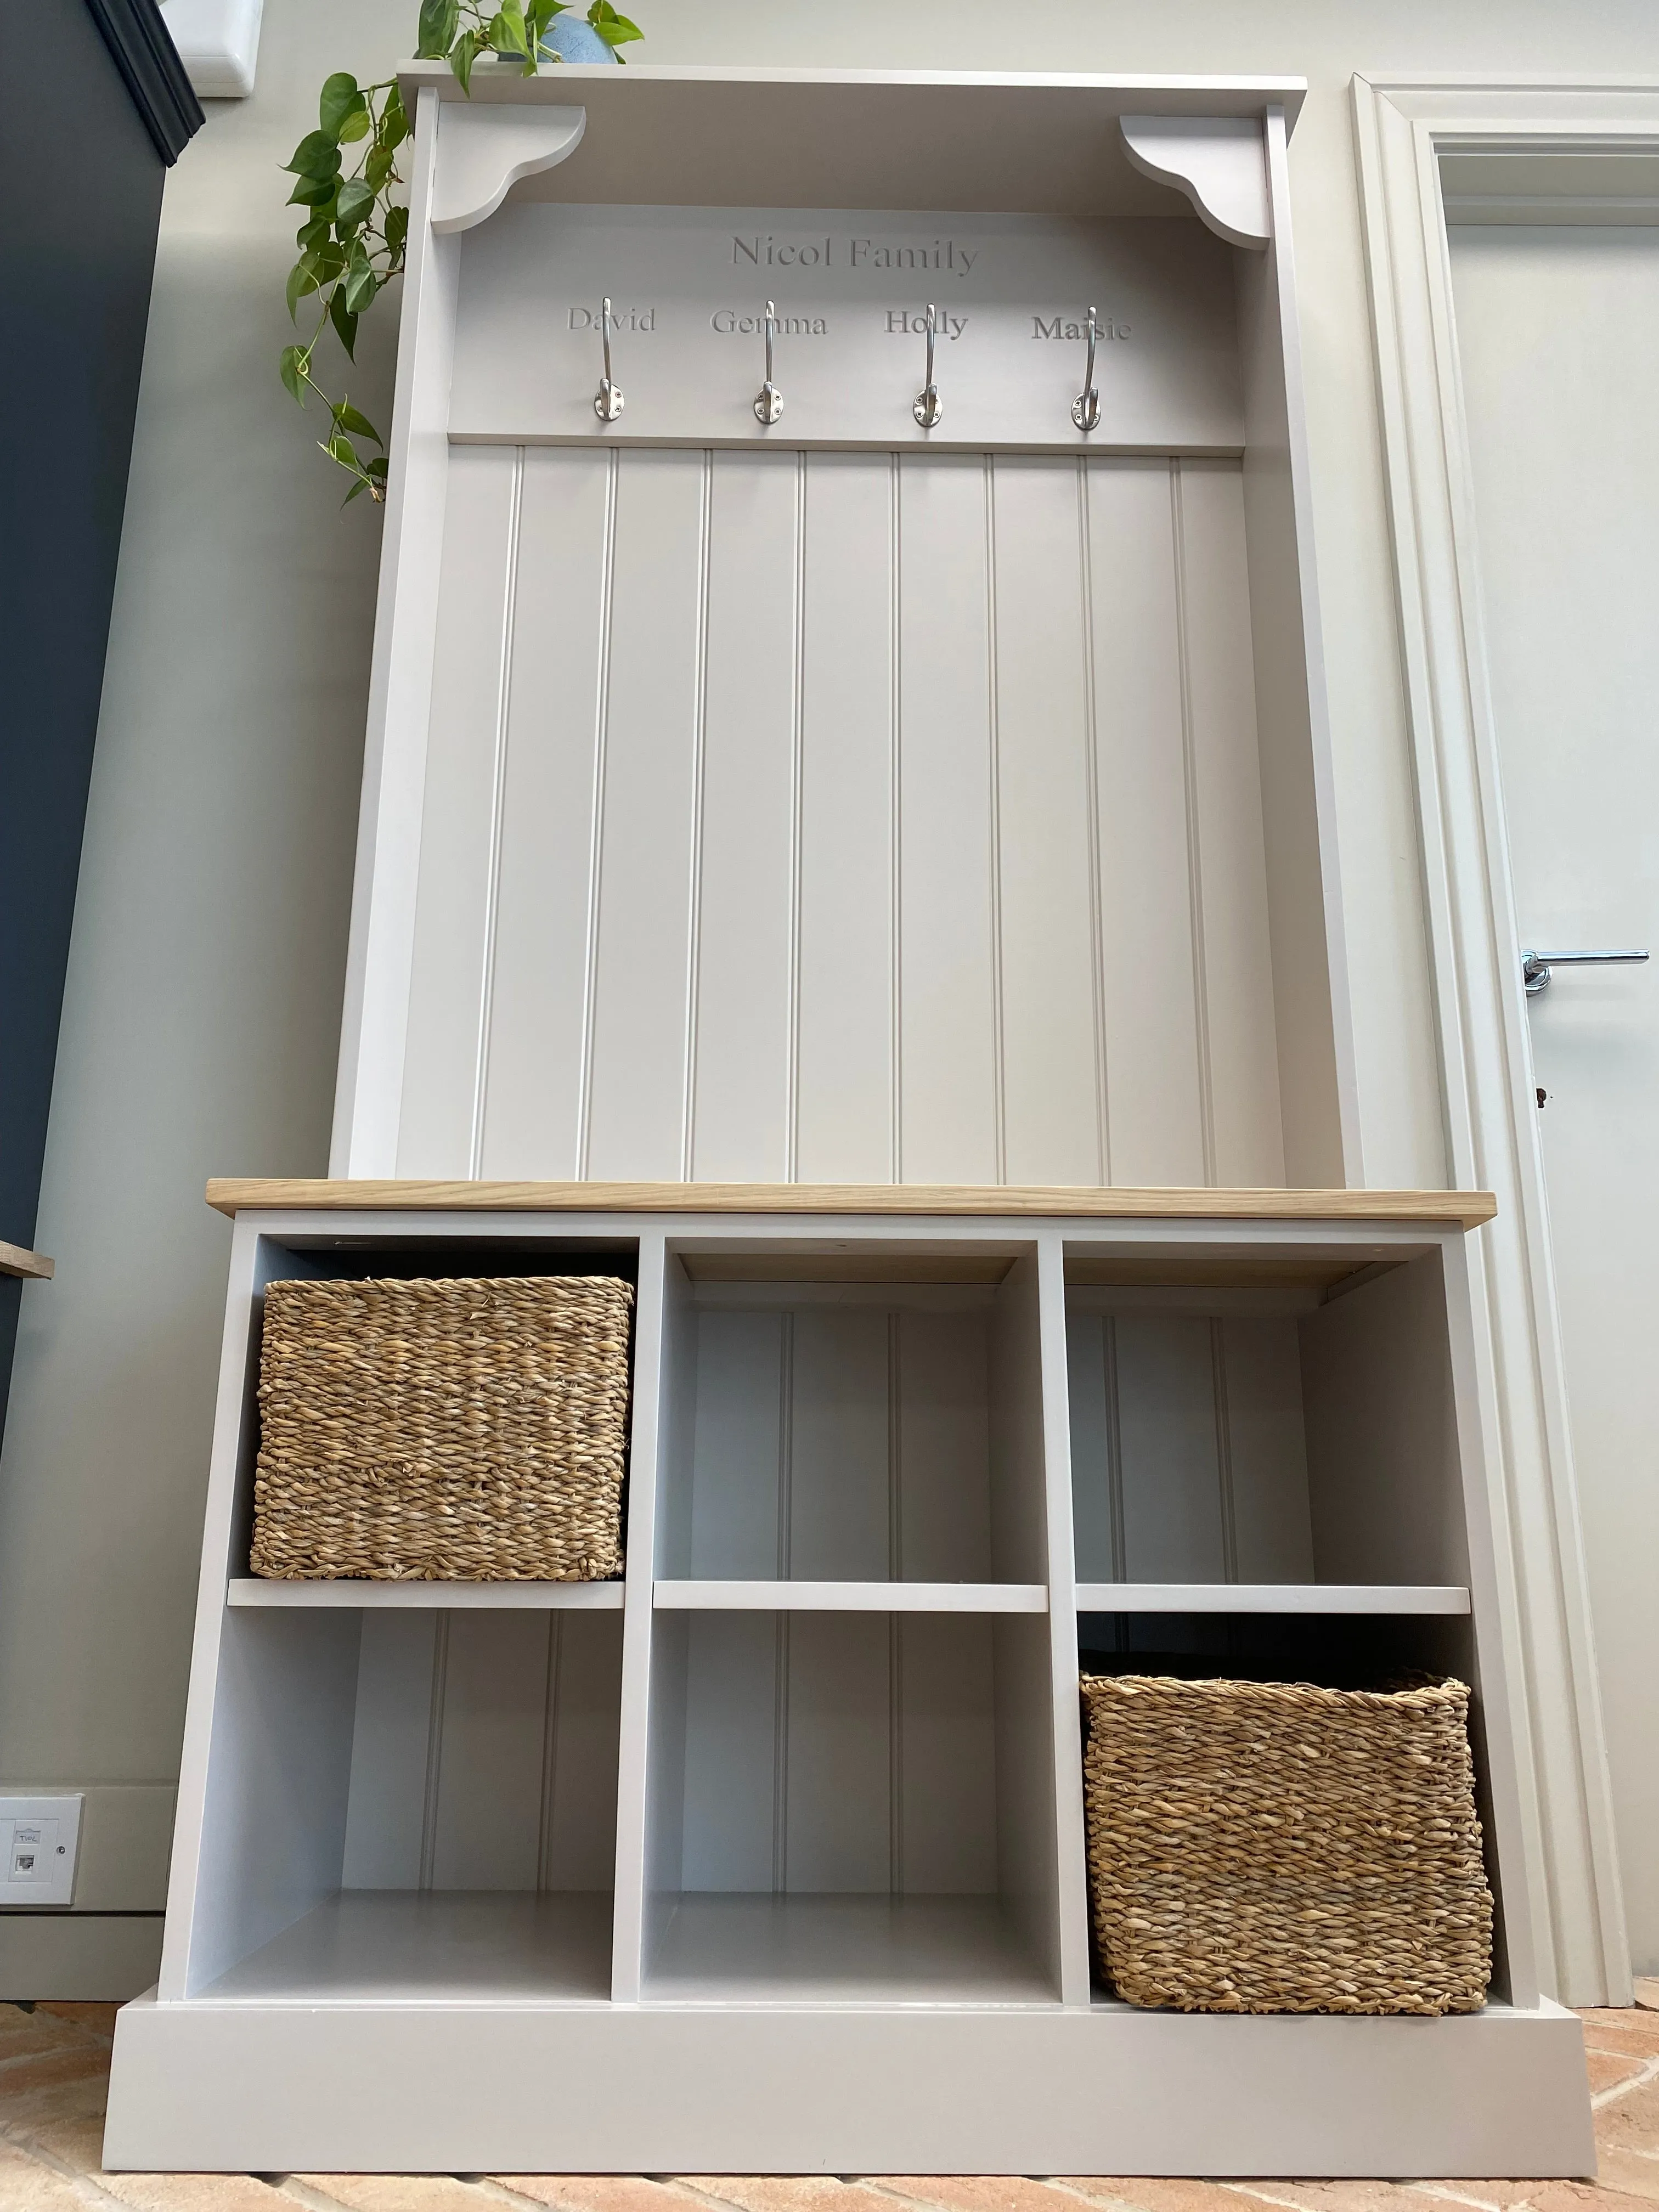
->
5;0;1659;1997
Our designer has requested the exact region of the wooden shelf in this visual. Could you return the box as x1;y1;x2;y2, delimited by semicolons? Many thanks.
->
1074;1583;1471;1615
653;1579;1048;1612
226;1578;624;1609
204;1177;1498;1228
0;1239;53;1281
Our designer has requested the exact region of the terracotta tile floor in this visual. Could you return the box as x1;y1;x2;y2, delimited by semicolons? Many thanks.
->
1;1990;1655;2212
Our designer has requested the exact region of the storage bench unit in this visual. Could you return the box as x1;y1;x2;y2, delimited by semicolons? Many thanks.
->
102;1182;1594;2175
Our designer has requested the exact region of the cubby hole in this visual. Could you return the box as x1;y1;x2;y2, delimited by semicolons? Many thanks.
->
640;1606;1062;2002
656;1244;1047;1585
231;1231;639;1586
1074;1608;1512;2009
190;1604;623;2001
1065;1244;1471;1593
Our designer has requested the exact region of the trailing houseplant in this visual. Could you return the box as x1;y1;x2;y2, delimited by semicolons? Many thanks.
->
280;0;641;503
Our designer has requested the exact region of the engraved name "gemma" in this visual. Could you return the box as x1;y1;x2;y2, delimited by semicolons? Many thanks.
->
712;309;828;335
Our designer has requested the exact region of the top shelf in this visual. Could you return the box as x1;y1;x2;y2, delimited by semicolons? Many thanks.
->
393;63;1307;222
204;1180;1498;1228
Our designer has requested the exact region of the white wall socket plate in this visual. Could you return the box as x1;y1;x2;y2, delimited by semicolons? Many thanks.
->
0;1796;83;1908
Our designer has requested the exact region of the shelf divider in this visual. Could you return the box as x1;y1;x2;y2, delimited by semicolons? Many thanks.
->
225;1579;625;1610
652;1579;1048;1613
1073;1582;1471;1615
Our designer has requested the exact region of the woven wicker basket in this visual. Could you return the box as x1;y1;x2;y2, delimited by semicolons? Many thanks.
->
1079;1671;1493;2016
249;1275;634;1582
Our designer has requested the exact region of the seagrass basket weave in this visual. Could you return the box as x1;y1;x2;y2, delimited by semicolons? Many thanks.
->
1079;1672;1493;2016
249;1275;634;1581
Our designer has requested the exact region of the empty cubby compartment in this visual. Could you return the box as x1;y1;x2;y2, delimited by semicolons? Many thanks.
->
641;1605;1063;2002
656;1246;1048;1583
187;1604;623;2001
1065;1247;1472;1591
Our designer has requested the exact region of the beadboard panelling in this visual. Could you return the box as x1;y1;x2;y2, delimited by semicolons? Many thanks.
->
667;1610;999;1896
398;448;1284;1187
340;1607;623;1893
1065;1306;1314;1585
668;1299;997;1583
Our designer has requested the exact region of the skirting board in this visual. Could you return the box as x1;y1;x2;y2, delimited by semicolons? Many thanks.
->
0;1915;162;2001
103;1997;1593;2176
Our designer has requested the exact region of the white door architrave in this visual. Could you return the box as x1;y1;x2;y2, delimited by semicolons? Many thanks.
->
1353;75;1659;2008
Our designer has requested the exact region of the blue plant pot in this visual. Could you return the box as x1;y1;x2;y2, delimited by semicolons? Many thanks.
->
537;12;618;64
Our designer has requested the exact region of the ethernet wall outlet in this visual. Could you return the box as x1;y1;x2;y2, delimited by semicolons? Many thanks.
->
0;1795;82;1908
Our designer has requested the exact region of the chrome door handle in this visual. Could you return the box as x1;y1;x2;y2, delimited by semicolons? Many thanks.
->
1522;947;1650;996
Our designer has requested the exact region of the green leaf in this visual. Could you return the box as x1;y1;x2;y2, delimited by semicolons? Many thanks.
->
385;204;409;256
364;142;393;190
287;172;338;207
338;106;372;142
329;287;359;359
318;72;362;134
326;431;359;467
312;239;346;281
334;178;375;229
415;0;459;57
278;344;307;402
284;128;342;177
296;212;331;249
450;27;482;91
487;5;532;59
586;0;642;50
334;401;382;441
343;260;378;315
379;87;409;146
365;454;390;479
285;256;321;319
343;478;369;504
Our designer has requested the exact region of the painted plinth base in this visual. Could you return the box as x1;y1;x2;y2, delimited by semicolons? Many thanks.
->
103;1996;1593;2176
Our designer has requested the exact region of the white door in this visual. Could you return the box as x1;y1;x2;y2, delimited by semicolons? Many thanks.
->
1449;222;1659;1974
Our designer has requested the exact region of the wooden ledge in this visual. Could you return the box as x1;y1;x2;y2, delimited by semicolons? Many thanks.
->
205;1179;1498;1229
0;1239;54;1281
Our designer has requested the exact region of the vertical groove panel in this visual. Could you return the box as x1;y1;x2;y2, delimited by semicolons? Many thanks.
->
469;447;524;1174
397;445;520;1172
689;450;799;1180
575;451;619;1176
1077;460;1113;1181
1180;459;1287;1186
984;458;1008;1183
479;447;612;1176
794;455;897;1181
1171;460;1220;1183
679;454;714;1178
989;458;1102;1183
896;456;999;1182
583;451;709;1178
1082;459;1207;1186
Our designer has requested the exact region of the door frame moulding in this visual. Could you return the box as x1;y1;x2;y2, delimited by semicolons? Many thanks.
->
1351;73;1659;2007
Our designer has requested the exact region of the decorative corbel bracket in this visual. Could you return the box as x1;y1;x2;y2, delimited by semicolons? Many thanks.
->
430;103;587;235
1119;115;1271;250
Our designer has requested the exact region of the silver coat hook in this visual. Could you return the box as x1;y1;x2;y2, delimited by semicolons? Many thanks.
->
754;299;783;425
1073;306;1101;434
912;303;943;429
594;295;624;422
